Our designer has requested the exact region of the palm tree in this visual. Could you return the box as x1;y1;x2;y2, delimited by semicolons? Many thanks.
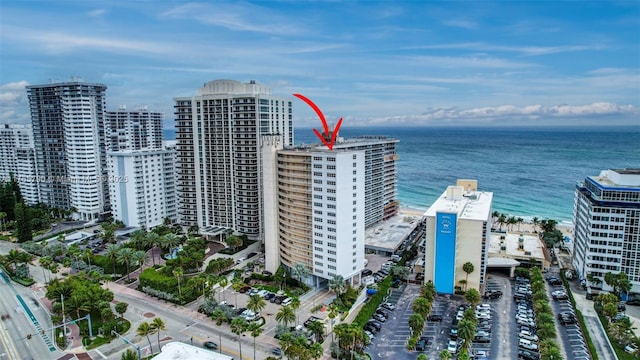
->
412;297;431;318
276;305;295;327
327;304;339;341
497;213;507;231
291;263;310;285
248;321;263;360
464;288;480;306
67;294;91;319
516;217;524;231
146;232;160;265
115;302;128;319
129;230;147;250
408;313;425;336
247;294;267;315
151;317;167;350
290;296;301;325
117;247;134;282
132;250;147;270
230;317;248;360
439;350;452;360
173;267;183;297
121;349;138;360
328;275;347;296
105;244;120;276
162;233;181;255
39;256;52;283
462;262;474;291
457;318;475;350
136;321;157;355
417;354;428;360
307;319;325;343
217;276;228;302
532;217;539;233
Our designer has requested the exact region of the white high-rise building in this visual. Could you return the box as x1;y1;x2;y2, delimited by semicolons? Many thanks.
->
423;180;493;294
106;106;163;151
572;169;640;297
262;140;365;285
174;80;293;239
27;81;109;220
108;146;177;230
0;124;39;204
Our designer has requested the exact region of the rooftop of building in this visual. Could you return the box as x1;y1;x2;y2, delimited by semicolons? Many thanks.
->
488;231;545;260
424;181;493;221
365;213;422;252
284;135;399;152
589;168;640;188
154;342;232;360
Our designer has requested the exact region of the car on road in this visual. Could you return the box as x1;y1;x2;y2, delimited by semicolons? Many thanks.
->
545;276;562;285
427;314;443;321
262;270;273;277
236;257;246;264
626;299;640;306
381;302;395;311
204;341;218;350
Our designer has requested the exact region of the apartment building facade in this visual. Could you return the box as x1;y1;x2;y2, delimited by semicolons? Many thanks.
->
27;81;109;220
0;124;39;205
572;169;640;297
174;80;293;239
106;106;163;151
423;180;493;294
262;142;365;285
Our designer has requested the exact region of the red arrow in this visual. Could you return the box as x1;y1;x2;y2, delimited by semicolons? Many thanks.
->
293;93;343;150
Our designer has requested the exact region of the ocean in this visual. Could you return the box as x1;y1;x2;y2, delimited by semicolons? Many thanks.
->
163;125;639;224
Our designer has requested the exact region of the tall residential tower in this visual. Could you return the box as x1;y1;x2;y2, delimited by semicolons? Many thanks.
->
27;81;109;220
174;80;293;239
572;169;640;297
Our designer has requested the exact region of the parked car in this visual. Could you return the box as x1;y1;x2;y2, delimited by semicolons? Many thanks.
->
282;297;292;306
304;316;323;327
518;349;540;360
415;337;428;351
624;343;638;354
519;339;538;351
449;327;458;339
447;340;458;353
261;270;273;277
373;313;386;322
626;299;640;306
427;314;443;322
391;279;401;288
375;308;390;318
366;320;382;331
239;286;251;293
381;303;395;311
361;269;373;276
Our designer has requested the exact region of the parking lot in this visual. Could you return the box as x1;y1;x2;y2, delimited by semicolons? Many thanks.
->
546;270;592;360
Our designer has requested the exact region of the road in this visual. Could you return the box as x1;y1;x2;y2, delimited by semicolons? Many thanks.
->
0;269;63;360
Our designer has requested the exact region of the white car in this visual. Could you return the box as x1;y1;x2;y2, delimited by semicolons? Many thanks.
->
624;343;638;354
519;330;538;341
519;338;538;351
447;340;458;353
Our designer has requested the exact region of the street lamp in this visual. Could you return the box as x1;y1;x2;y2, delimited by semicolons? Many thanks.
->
234;291;238;308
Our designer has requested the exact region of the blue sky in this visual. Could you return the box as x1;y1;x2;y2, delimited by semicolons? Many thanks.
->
1;1;639;129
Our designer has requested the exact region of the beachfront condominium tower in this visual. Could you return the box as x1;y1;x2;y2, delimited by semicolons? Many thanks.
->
174;80;293;239
262;135;366;285
27;80;109;221
0;124;39;205
572;169;640;298
423;180;493;294
106;106;163;151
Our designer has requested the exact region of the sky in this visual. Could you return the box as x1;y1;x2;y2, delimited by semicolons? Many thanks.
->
1;1;639;129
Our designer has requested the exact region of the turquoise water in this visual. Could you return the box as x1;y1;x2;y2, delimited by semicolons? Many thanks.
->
164;125;639;223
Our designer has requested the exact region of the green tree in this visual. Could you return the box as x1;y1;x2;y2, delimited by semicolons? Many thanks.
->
129;230;147;250
462;262;474;291
457;318;476;350
417;354;428;360
408;313;425;335
248;321;263;360
291;263;310;285
290;296;301;326
420;281;436;303
146;232;160;266
412;297;431;318
439;350;452;360
67;293;91;319
117;247;134;282
105;244;120;276
307;319;325;343
464;288;480;306
115;302;128;319
39;256;52;283
247;294;267;314
136;321;157;355
230;317;248;360
151;317;167;350
327;304;339;342
14;202;32;243
173;267;184;298
390;265;410;280
276;305;296;327
121;349;138;360
603;302;619;318
225;234;243;251
328;275;347;296
132;250;147;270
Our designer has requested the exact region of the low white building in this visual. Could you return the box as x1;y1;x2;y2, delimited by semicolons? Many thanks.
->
108;146;176;230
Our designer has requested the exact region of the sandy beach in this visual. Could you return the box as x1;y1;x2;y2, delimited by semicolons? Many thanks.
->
398;206;574;238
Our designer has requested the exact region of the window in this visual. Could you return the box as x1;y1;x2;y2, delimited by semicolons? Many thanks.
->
328;242;336;248
328;258;336;263
327;165;336;170
314;164;322;169
327;196;336;201
314;239;323;245
314;172;322;176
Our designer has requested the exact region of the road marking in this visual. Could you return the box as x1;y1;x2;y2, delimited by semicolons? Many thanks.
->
94;349;107;359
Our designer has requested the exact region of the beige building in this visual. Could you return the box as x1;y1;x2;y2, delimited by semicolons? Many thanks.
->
487;232;549;276
423;180;493;294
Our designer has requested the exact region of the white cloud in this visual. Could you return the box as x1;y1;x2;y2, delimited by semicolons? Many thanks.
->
443;19;477;29
0;81;30;123
405;42;602;56
88;9;107;17
352;102;639;126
